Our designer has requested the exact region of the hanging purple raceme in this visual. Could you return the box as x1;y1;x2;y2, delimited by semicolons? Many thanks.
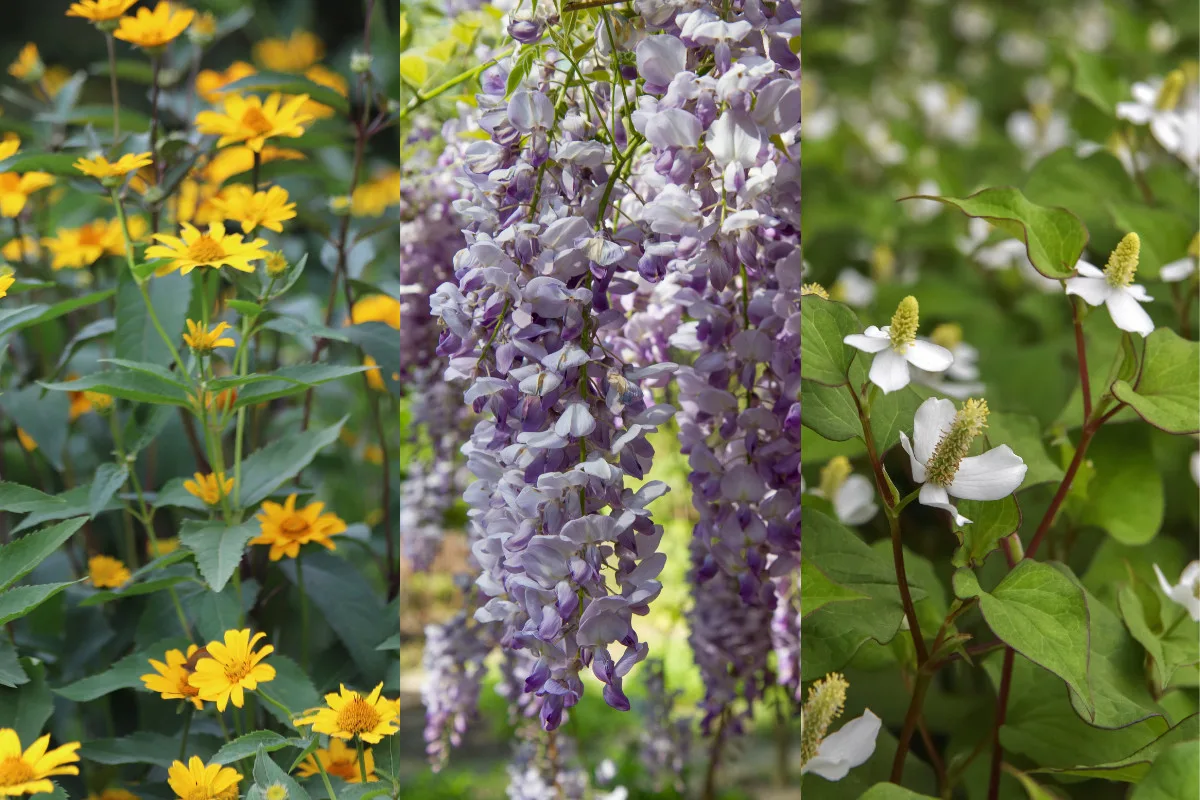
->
421;608;494;771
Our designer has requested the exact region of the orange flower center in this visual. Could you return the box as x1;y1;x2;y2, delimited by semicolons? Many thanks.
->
223;659;252;684
78;225;107;247
0;757;35;786
279;516;310;537
188;235;226;262
336;696;382;735
0;175;21;192
241;107;274;136
325;757;358;780
175;672;200;698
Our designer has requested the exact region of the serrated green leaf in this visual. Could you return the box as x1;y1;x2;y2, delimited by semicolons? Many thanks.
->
180;520;258;593
0;518;85;591
0;485;68;517
56;636;189;701
115;270;192;366
212;731;297;765
253;747;313;800
0;583;74;626
87;464;129;519
237;418;346;507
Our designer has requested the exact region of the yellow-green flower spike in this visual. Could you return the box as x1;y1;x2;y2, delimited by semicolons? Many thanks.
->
1155;70;1186;111
930;322;963;350
889;296;920;349
802;282;830;299
871;244;895;282
801;673;849;766
819;456;852;499
1104;233;1141;289
926;398;989;487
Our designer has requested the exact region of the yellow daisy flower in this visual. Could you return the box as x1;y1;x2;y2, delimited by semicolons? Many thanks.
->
141;644;206;710
66;0;138;22
251;494;347;561
297;64;348;119
145;221;269;276
252;30;324;72
113;1;194;50
7;44;43;83
205;145;305;185
264;251;287;275
350;294;401;329
195;61;256;104
166;756;241;800
195;93;314;153
41;221;109;270
74;152;154;182
16;429;36;452
188;11;217;44
103;215;148;256
0;273;14;299
183;320;236;353
147;536;179;556
1;236;38;264
211;184;296;233
295;683;399;744
0;135;20;163
183;471;234;506
88;555;131;589
85;391;113;413
0;169;54;218
187;629;275;712
351;171;401;218
0;729;81;795
296;738;376;783
42;66;73;100
87;789;140;800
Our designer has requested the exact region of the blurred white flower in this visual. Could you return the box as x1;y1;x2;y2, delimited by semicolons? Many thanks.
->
832;268;876;308
802;710;882;780
812;456;878;526
1153;561;1200;622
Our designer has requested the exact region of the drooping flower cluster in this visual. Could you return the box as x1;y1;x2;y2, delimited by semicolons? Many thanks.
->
421;611;493;771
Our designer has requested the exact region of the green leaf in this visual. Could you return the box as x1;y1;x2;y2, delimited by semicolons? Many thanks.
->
226;365;373;410
81;732;219;769
951;495;1021;568
1006;767;1065;800
344;321;401;396
801;297;861;386
0;638;27;688
261;655;319;727
87;464;129;519
0;151;81;176
0;518;86;591
0;306;50;338
252;747;313;800
40;370;191;407
376;632;401;651
985;413;1064;490
1131;741;1200;800
227;299;263;317
237;417;347;507
180;520;259;592
80;574;193;607
910;187;1088;279
0;659;51;745
1033;714;1198;781
1068;49;1126;114
1080;425;1164;545
222;70;350;114
1024;151;1135;252
800;380;860;442
1119;585;1200;690
0;485;68;516
115;270;193;366
801;559;869;616
954;561;1093;718
1112;328;1200;435
1107;203;1194;280
0;387;69;470
858;785;939;800
0;583;74;626
56;637;189;701
212;731;297;765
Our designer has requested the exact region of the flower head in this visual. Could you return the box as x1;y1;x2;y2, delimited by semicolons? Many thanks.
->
814;456;877;526
1153;561;1200;622
900;397;1028;525
296;738;376;783
0;729;81;795
253;31;324;72
298;65;348;119
251;494;347;560
66;0;137;23
264;251;288;275
350;294;401;329
194;93;314;153
187;629;275;711
799;674;879;782
113;1;194;49
0;167;54;218
146;221;269;276
183;320;235;353
1065;235;1155;336
211;185;296;233
183;471;234;506
88;555;131;589
140;644;206;709
8;44;43;83
195;62;256;103
843;296;954;393
74;152;153;183
1160;233;1199;283
295;683;399;743
166;756;241;800
41;221;111;270
0;273;14;299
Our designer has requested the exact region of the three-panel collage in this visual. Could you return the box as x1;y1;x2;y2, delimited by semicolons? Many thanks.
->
0;0;1195;797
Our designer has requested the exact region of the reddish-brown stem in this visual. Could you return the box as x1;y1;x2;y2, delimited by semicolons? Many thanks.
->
891;670;931;783
986;648;1016;800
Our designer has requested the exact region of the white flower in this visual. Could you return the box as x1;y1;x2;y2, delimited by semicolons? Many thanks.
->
1191;451;1199;487
1065;238;1154;337
1160;254;1196;283
1116;73;1191;157
914;327;985;399
1006;107;1071;164
899;397;1027;526
812;457;878;526
801;709;882;781
844;296;953;394
832;268;876;307
1153;561;1200;622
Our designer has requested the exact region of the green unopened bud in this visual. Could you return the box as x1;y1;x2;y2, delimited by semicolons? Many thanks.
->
800;673;848;766
801;282;829;299
819;456;852;499
925;398;989;487
1104;233;1141;288
930;323;963;350
889;296;920;349
1155;70;1185;111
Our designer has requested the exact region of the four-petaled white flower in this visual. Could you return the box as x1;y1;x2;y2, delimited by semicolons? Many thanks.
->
801;709;882;781
1153;561;1200;623
1065;234;1155;337
812;456;877;526
1116;71;1194;162
1160;234;1198;283
844;296;953;394
900;397;1027;526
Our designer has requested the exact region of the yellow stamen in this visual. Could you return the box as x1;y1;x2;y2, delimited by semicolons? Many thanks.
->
925;398;989;488
1104;233;1141;289
889;296;920;349
1155;70;1185;111
819;456;852;500
800;673;848;766
930;323;963;350
801;282;829;299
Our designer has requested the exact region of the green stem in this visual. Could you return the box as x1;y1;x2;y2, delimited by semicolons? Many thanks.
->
357;736;369;783
256;687;295;725
231;314;253;511
179;706;193;760
314;754;340;800
105;33;120;141
398;49;514;119
297;551;310;670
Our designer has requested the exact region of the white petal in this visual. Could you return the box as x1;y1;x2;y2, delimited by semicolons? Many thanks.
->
912;397;957;465
1159;258;1196;282
1181;560;1200;586
801;709;881;781
898;431;927;483
1154;563;1177;598
834;475;878;526
1116;101;1154;125
1126;283;1154;302
1075;261;1105;278
948;446;1028;500
843;332;891;353
904;340;954;373
919;482;972;525
555;403;597;438
1064;275;1113;306
706;110;762;169
1105;290;1155;336
868;349;911;394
